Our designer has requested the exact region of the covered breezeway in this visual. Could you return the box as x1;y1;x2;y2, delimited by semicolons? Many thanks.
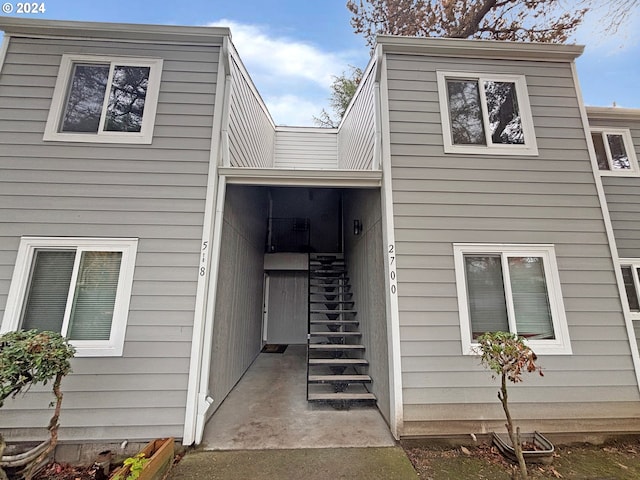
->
200;179;392;448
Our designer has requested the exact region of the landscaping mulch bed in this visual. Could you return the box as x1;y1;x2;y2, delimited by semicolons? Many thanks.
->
32;462;103;480
403;439;640;479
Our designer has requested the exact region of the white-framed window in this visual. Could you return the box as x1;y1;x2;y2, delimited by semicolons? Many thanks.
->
437;72;538;156
591;128;639;176
453;244;571;355
620;259;640;319
44;54;163;144
1;237;138;357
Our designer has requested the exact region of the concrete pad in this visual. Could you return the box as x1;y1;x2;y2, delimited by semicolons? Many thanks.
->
167;447;419;480
202;345;395;450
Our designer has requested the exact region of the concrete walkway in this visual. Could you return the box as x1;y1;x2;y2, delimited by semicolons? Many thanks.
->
167;447;419;479
202;346;395;450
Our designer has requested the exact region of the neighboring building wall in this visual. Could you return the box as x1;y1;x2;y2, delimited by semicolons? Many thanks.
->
384;52;640;436
589;114;640;258
274;127;338;169
208;185;268;414
227;53;275;168
589;111;640;369
338;66;376;170
344;188;390;424
0;35;220;441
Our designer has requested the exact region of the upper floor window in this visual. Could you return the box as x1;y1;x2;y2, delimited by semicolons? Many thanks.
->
437;72;538;156
44;55;163;144
591;128;638;176
453;244;571;355
1;237;138;356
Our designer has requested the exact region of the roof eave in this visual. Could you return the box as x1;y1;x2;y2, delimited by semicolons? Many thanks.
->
376;35;584;62
586;106;640;121
0;17;231;44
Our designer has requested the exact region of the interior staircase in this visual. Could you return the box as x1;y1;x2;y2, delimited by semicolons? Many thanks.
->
306;253;376;406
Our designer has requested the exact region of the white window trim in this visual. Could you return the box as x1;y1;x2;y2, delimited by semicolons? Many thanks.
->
1;237;138;357
44;54;163;144
453;243;571;355
619;258;640;320
437;71;538;156
591;128;639;176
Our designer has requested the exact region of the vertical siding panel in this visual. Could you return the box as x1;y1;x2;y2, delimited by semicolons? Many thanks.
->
208;186;268;414
344;189;390;423
0;35;219;441
228;55;275;167
338;68;376;170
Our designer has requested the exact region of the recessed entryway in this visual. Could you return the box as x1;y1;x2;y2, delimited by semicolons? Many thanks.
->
201;345;395;449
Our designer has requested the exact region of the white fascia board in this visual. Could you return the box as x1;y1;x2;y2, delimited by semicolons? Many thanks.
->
276;126;338;134
0;34;9;76
378;52;404;440
218;167;382;187
377;35;584;62
0;17;230;45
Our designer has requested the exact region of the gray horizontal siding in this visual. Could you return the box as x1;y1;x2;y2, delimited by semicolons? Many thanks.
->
0;35;220;442
338;68;376;169
228;55;275;167
385;52;639;434
274;128;338;168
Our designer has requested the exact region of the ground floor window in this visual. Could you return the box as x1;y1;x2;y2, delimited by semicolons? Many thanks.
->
453;243;571;355
1;237;137;356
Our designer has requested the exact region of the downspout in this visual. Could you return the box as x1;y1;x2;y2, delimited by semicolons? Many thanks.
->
195;174;227;443
182;36;231;445
376;44;404;439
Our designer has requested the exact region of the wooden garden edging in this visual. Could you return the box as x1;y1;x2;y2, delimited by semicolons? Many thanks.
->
110;438;174;480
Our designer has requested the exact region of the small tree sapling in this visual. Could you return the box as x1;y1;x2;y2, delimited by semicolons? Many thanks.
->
476;331;543;480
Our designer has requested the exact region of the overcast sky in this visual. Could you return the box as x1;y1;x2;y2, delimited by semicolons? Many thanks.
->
0;0;638;125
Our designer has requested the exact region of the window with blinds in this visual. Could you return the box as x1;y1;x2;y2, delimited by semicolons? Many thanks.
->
454;244;571;355
21;249;122;341
2;237;137;357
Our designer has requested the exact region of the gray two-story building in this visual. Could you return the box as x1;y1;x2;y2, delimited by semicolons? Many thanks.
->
1;17;640;453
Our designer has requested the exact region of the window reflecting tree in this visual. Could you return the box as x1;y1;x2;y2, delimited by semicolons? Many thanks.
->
484;81;524;144
607;133;630;169
60;63;150;134
61;64;109;132
104;66;150;133
447;79;485;144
